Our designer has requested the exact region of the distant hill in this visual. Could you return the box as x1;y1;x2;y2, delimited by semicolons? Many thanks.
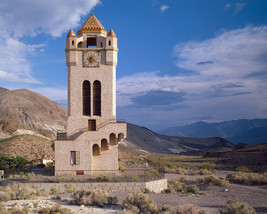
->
0;87;67;136
120;123;234;154
160;119;267;145
204;143;267;171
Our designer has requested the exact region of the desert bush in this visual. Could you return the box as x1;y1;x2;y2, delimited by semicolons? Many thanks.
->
7;206;30;214
58;177;65;183
0;203;9;214
132;174;138;181
236;165;249;173
162;179;201;195
92;175;110;182
145;172;152;178
0;183;37;201
70;190;116;207
175;167;188;175
198;176;230;187
39;203;72;214
141;188;151;193
107;196;118;205
123;191;159;214
119;162;126;172
26;172;36;181
172;204;204;214
65;184;74;193
199;162;216;170
220;200;256;214
198;169;212;175
50;187;57;194
227;172;267;185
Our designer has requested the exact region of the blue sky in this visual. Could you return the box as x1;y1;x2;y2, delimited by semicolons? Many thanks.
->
0;0;267;131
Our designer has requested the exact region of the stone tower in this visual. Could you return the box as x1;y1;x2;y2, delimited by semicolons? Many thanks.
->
54;14;127;175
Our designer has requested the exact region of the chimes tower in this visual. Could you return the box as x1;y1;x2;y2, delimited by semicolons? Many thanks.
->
55;14;127;175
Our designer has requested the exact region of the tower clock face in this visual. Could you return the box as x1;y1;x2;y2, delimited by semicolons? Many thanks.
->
83;51;99;67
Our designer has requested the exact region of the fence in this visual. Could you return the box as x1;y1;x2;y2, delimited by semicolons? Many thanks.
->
5;168;165;183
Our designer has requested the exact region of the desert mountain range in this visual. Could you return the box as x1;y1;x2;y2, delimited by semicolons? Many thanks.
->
2;87;263;160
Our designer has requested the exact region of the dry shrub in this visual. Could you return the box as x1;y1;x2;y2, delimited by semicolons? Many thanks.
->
175;167;188;175
70;190;117;207
236;166;249;173
227;172;267;185
172;204;204;214
123;191;159;214
0;203;9;214
0;183;37;201
198;176;230;187
162;179;200;195
39;203;72;214
220;200;256;214
199;162;215;170
8;206;30;214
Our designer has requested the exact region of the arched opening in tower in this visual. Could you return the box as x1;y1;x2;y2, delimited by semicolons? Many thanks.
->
109;133;116;145
93;80;101;116
101;138;108;151
92;144;100;156
83;81;90;116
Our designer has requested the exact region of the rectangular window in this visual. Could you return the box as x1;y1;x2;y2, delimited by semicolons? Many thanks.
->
88;120;96;131
71;151;80;165
87;37;97;47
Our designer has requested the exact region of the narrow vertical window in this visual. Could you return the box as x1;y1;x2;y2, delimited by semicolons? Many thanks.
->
108;40;111;46
71;151;76;165
72;40;74;46
93;81;101;116
83;81;90;116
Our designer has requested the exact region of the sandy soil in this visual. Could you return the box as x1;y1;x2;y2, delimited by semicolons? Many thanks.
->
3;198;122;214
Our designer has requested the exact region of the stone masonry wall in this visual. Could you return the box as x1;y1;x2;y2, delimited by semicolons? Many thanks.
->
9;179;167;194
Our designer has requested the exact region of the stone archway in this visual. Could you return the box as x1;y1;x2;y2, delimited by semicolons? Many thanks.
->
101;138;108;151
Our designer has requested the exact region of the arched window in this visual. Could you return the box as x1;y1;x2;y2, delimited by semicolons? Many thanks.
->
101;139;108;151
109;133;116;145
72;40;74;46
83;81;90;116
93;81;101;116
101;42;103;47
93;144;100;156
78;42;83;48
118;133;125;142
108;40;111;46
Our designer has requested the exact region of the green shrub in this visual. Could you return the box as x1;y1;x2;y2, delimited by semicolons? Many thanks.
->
227;172;267;185
220;200;256;214
199;162;216;170
172;204;205;214
39;203;72;214
123;191;159;214
107;196;118;205
184;185;200;194
93;176;110;182
50;187;57;194
198;176;230;187
58;178;65;183
145;172;152;178
236;166;249;173
119;162;126;172
132;174;138;181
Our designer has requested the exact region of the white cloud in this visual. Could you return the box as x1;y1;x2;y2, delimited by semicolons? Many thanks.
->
174;26;267;79
224;3;231;10
117;26;267;127
0;34;45;84
0;0;100;38
160;5;170;12
0;0;99;86
234;3;247;15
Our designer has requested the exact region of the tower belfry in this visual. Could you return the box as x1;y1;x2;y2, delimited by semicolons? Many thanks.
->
55;14;127;175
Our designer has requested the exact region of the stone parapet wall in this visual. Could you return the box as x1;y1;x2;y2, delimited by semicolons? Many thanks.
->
7;179;167;194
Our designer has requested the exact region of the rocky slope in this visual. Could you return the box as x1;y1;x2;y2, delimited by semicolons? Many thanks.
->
120;123;234;154
0;87;67;137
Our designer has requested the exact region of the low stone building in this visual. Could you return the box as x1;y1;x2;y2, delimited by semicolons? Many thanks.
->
54;14;127;175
